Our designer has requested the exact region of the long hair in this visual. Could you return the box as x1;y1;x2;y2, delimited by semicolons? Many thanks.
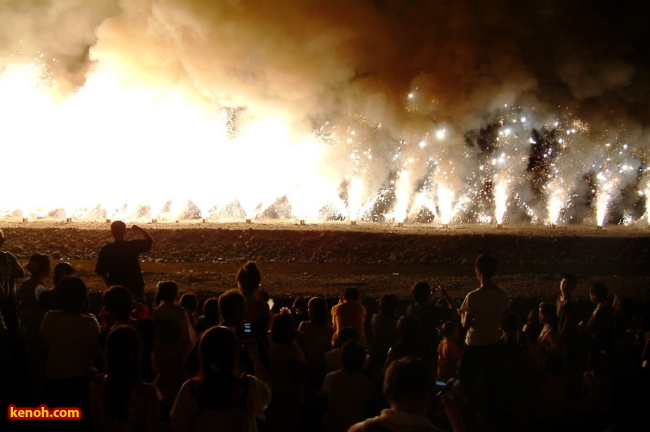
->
192;326;244;410
105;325;142;419
236;261;262;293
307;297;330;326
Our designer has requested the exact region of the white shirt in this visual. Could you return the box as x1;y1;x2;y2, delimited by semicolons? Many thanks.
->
460;286;510;346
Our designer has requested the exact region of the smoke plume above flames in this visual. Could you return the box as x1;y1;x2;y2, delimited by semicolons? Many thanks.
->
1;0;649;225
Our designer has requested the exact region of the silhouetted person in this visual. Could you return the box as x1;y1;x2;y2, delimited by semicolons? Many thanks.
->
457;253;510;430
39;261;75;313
0;229;25;334
584;280;614;353
95;221;153;301
170;326;271;432
195;297;220;336
237;261;272;335
349;356;460;432
331;287;367;346
41;276;100;430
90;325;161;431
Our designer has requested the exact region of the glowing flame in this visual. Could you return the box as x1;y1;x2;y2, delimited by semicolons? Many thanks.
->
392;170;411;223
494;179;510;225
436;184;455;225
595;173;614;227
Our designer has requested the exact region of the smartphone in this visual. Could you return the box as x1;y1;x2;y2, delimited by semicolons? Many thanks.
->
242;321;252;338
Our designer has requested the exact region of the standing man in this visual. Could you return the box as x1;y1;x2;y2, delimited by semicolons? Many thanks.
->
457;253;510;429
94;221;153;301
0;229;26;334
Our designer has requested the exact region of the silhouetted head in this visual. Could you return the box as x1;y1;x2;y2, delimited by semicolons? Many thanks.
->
271;309;296;345
440;320;460;339
560;273;577;296
383;356;434;404
236;261;262;294
379;293;399;315
397;314;421;341
198;326;239;377
307;296;329;325
202;297;220;320
218;289;247;325
411;281;431;304
110;220;127;240
590;281;608;303
180;292;199;312
155;280;179;305
56;276;88;314
103;285;134;321
53;262;75;287
538;302;558;325
340;340;366;373
475;253;498;278
26;254;50;278
336;326;359;348
343;287;360;301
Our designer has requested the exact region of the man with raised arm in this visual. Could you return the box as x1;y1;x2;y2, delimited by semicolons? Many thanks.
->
94;221;153;301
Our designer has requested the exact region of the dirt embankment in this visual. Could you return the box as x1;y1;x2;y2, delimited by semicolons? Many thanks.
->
2;222;649;313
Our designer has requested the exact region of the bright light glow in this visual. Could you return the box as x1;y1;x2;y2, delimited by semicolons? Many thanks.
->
437;184;455;225
494;179;510;225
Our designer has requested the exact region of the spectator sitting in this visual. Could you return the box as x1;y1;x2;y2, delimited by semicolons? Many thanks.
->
298;296;334;372
369;294;400;371
383;315;433;378
320;340;374;432
325;326;360;374
331;287;367;346
349;356;459;432
291;295;310;328
437;321;463;380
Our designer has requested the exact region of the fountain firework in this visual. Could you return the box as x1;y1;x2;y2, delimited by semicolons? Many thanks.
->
1;1;649;227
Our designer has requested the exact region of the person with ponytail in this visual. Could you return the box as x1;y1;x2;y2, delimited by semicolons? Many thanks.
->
170;325;271;432
90;325;161;431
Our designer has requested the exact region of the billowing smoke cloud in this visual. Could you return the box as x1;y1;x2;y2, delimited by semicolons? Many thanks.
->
1;0;648;224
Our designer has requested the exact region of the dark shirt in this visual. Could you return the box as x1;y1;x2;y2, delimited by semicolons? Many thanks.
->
94;239;152;293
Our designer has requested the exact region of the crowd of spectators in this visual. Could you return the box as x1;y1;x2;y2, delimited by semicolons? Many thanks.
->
1;225;649;431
